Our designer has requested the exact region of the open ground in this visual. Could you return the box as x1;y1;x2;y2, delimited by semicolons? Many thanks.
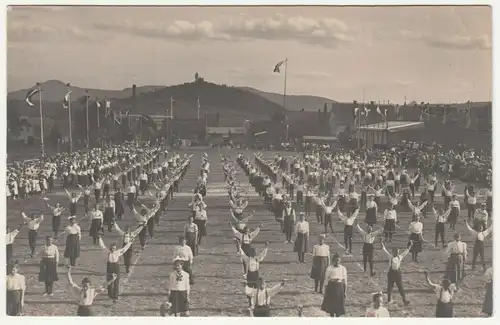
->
5;149;491;317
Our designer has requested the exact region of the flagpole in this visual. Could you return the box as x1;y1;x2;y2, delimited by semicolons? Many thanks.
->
67;83;73;153
85;90;89;148
170;96;174;146
97;101;100;129
38;83;45;157
197;96;200;120
283;58;288;110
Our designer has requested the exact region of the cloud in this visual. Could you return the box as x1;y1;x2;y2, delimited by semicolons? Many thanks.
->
426;34;491;50
94;20;230;41
220;14;354;47
400;29;491;50
7;21;93;43
93;14;354;48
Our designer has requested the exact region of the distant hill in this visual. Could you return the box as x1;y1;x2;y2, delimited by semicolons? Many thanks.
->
7;80;284;129
239;86;337;111
7;80;165;102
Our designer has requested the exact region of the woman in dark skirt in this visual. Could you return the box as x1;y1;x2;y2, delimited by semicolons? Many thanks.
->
103;196;116;233
365;195;378;226
424;271;456;318
67;266;117;316
321;253;347;317
383;204;397;242
238;241;269;290
448;195;460;230
6;262;26;316
168;258;191;316
310;234;330;293
407;215;423;262
184;216;199;256
98;236;134;303
65;188;83;218
337;183;347;213
89;205;104;246
483;267;493;316
64;217;81;267
174;236;195;285
38;236;59;296
294;213;309;263
114;223;143;271
114;190;125;221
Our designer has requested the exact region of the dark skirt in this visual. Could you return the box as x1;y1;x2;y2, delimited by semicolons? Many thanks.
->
253;305;271;317
241;242;253;257
310;256;328;280
169;290;189;314
77;305;94;316
436;300;453;317
106;262;120;300
448;207;460;224
384;219;396;233
194;219;207;237
321;280;346;316
337;196;346;212
89;219;103;237
247;269;260;288
293;232;309;253
408;233;422;253
283;216;295;235
103;207;115;226
6;289;22;316
483;281;493;315
39;257;59;283
445;253;464;284
365;207;377;224
185;231;198;256
6;244;13;263
64;234;80;259
182;261;194;285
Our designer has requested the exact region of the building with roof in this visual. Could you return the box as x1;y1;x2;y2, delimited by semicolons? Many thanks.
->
356;121;425;149
205;126;247;145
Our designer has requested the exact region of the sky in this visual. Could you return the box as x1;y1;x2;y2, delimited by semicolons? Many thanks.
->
6;5;492;103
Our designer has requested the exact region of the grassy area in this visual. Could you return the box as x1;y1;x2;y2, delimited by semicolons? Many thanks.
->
6;149;491;316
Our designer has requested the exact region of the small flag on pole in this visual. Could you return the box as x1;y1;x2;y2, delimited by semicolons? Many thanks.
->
105;99;111;117
353;107;359;118
363;106;370;118
273;60;285;73
96;101;101;109
25;87;40;107
63;89;72;109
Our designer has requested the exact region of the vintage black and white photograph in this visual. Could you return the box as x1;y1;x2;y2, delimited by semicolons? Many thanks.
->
4;4;493;317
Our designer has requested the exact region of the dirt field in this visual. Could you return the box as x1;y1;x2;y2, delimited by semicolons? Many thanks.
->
6;149;491;317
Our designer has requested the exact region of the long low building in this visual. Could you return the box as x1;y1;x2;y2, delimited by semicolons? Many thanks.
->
356;121;425;148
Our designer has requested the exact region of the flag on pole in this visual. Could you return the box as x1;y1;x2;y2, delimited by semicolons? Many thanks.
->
63;89;72;109
105;99;111;117
395;104;400;120
25;87;40;107
353;107;359;118
419;104;429;121
465;101;471;129
363;106;370;119
376;106;382;116
96;101;101;110
273;60;285;73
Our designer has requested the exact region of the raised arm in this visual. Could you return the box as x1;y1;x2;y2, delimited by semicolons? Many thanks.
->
380;240;392;258
465;221;478;236
407;200;415;211
248;226;262;241
418;200;428;210
424;271;438;289
98;237;110;253
113;223;126;236
230;224;243;241
257;245;269;262
356;224;366;236
67;268;82;295
337;208;347;222
115;241;133;257
483;224;493;238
